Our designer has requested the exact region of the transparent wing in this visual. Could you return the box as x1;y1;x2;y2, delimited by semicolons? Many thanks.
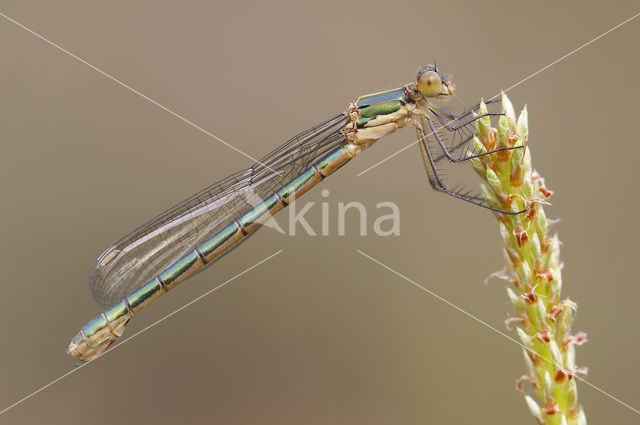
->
90;114;346;307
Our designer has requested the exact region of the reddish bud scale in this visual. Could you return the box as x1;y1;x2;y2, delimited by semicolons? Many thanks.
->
517;375;539;392
507;248;523;267
536;269;554;282
576;366;589;376
532;379;540;390
483;128;498;151
541;237;550;253
511;168;523;186
514;227;529;247
512;274;523;289
563;332;588;349
526;204;537;221
497;148;511;162
555;368;574;382
505;315;528;330
543;402;560;415
531;352;543;367
496;192;510;209
523;288;538;304
536;328;552;343
549;304;563;322
562;299;578;311
539;186;553;198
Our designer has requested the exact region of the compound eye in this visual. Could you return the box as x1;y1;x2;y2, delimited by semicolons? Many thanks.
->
418;70;443;98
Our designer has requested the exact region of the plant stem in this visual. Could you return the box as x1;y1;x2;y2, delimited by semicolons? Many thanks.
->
468;94;587;425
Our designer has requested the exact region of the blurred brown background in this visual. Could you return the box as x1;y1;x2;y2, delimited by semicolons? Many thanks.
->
1;1;639;424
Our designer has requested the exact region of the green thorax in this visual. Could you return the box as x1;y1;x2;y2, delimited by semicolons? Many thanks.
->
354;83;417;128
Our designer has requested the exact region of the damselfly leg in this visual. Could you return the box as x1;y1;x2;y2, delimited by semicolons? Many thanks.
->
416;117;526;215
431;97;501;121
427;100;523;163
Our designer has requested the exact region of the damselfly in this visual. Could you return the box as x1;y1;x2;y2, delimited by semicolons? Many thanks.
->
68;66;523;361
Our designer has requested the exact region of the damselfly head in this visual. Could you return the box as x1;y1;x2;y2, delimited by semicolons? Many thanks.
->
417;65;454;98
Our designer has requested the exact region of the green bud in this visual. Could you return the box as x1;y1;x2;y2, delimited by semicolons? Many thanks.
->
523;175;534;200
524;395;544;423
549;236;561;270
566;344;576;369
522;348;536;375
578;408;587;425
531;233;542;263
501;91;517;134
498;115;510;149
536;207;548;236
480;183;499;207
508;287;526;311
476;99;491;140
517;105;529;146
510;198;523;215
500;222;511;245
558;305;572;343
522;146;533;176
468;156;485;176
503;248;517;274
486;168;503;193
521;261;533;284
535;299;547;324
510;144;524;181
517;327;533;348
543;371;553;394
473;134;487;154
567;379;578;408
549;340;563;365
